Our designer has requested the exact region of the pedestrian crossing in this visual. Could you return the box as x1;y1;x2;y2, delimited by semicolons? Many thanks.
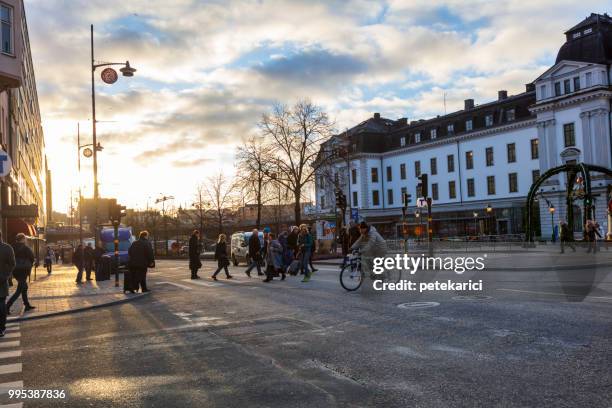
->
0;322;23;408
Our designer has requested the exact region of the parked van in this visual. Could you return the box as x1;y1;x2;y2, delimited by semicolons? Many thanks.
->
230;231;264;266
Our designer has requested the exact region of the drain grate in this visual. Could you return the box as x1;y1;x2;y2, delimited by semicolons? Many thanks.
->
397;301;440;309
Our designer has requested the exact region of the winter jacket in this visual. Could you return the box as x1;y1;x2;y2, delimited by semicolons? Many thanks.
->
266;239;284;270
287;231;299;251
189;234;201;269
350;227;387;276
12;243;35;281
128;238;155;269
214;241;229;268
0;242;15;297
298;232;313;253
248;234;261;259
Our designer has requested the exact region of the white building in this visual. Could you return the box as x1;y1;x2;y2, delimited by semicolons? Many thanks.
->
315;13;612;239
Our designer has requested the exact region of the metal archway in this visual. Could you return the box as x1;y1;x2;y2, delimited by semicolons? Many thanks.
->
525;163;612;242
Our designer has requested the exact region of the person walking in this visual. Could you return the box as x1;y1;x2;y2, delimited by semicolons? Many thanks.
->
74;244;85;283
244;229;263;278
586;220;602;254
7;233;36;314
44;247;54;274
264;233;285;282
84;243;94;281
55;250;60;264
128;231;155;293
93;243;105;278
559;221;575;254
308;226;318;273
212;234;232;280
189;230;202;279
0;231;15;337
298;224;314;282
287;226;299;259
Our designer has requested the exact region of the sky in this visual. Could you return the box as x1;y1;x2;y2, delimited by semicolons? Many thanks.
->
25;0;610;213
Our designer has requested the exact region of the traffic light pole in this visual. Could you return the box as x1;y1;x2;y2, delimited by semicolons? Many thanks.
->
426;197;433;257
113;220;119;287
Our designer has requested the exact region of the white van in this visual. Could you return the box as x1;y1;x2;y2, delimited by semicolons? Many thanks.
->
230;231;264;266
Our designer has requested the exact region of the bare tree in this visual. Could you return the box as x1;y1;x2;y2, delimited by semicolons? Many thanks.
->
235;135;275;228
260;99;334;225
202;172;238;235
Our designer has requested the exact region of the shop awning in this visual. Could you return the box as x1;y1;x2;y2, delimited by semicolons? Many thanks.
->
6;218;37;241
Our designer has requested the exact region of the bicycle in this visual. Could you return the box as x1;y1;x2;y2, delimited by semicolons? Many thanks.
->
339;251;402;291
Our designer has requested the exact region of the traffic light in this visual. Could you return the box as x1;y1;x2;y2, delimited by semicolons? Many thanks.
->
417;174;428;198
110;202;127;222
402;192;411;208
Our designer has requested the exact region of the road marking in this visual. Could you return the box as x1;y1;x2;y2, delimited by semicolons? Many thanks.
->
155;282;193;290
181;279;221;287
0;342;19;349
174;312;192;317
0;381;23;393
4;324;18;328
1;333;19;339
4;327;19;332
0;351;20;359
0;364;21;375
498;288;612;300
0;403;24;408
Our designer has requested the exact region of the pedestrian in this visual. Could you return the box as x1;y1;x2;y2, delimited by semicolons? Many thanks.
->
74;244;85;283
287;226;299;259
586;220;602;253
84;243;94;281
93;243;105;278
7;233;36;314
244;229;263;277
278;229;291;271
188;230;202;279
264;233;285;282
44;247;54;274
559;221;575;254
350;221;387;280
127;231;155;293
212;234;232;280
55;250;60;264
308;226;317;273
298;224;314;282
0;231;15;337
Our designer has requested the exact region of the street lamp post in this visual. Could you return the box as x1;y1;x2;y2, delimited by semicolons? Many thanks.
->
90;24;136;246
549;205;556;242
486;203;493;236
155;195;174;256
473;212;479;236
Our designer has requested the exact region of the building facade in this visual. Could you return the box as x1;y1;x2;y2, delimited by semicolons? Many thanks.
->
315;13;612;240
0;0;47;241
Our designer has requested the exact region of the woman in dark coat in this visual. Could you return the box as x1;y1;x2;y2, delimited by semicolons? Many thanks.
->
189;230;202;279
74;244;85;283
7;233;36;314
212;234;232;280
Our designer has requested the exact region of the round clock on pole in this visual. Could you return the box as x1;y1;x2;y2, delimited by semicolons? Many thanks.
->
101;68;118;84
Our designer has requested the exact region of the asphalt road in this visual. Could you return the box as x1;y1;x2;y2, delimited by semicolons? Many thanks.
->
8;258;612;407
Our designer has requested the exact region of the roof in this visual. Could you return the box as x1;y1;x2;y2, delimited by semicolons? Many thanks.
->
556;13;612;64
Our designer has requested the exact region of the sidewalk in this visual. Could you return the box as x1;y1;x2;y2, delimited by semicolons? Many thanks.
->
6;264;147;322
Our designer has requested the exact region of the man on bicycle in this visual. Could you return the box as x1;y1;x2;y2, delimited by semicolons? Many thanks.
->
350;221;387;279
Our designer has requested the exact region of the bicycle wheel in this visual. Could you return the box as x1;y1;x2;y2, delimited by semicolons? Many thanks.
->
340;263;364;291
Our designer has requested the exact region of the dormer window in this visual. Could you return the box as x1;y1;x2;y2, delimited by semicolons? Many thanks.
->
583;28;592;35
485;114;493;127
506;109;515;122
447;124;454;134
400;136;406;147
572;31;581;39
430;129;437;139
563;79;570;94
465;119;473;131
415;132;421;143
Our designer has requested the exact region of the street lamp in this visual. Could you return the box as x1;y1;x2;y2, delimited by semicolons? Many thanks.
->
155;195;174;256
473;212;479;236
549;204;556;242
90;24;136;245
485;203;493;236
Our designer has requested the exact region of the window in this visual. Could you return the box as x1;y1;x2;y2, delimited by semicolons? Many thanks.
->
400;136;406;147
508;173;518;193
371;167;379;183
387;189;394;205
320;196;325;208
351;168;357;184
506;109;515;122
1;5;12;54
539;85;547;99
352;191;358;207
532;169;540;184
554;82;561;96
352;143;357;152
430;129;437;139
564;79;571;94
415;132;421;143
467;178;475;197
386;166;392;182
572;31;581;39
487;175;496;195
465;119;473;131
530;139;539;160
447;154;455;172
447;124;454;134
586;72;592;87
485;114;493;127
319;176;325;189
415;161;421;177
507;143;516;163
486;147;494;166
563;123;575;147
584;27;592;34
400;163;406;180
372;190;380;206
465;151;473;169
448;181;456;199
430;157;437;175
573;76;580;91
431;183;438;200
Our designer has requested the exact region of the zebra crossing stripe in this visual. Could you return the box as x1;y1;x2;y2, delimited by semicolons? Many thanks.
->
0;364;21;375
1;333;19;339
0;351;21;359
0;403;24;408
0;342;19;349
4;327;19;332
0;381;23;393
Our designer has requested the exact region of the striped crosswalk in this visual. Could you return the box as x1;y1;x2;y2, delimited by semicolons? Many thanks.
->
0;322;23;407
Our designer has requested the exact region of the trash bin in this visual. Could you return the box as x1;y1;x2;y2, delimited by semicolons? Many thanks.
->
96;255;112;281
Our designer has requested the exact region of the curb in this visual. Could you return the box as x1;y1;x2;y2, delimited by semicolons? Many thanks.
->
7;292;151;323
